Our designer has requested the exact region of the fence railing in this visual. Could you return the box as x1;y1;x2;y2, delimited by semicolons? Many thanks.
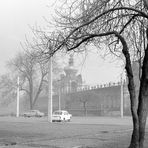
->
56;80;127;94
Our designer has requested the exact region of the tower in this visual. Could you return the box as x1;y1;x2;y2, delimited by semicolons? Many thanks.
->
61;55;82;93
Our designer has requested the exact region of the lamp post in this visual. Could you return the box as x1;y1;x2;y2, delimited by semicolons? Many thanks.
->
59;89;61;110
120;75;124;118
58;80;61;110
48;57;53;122
16;76;20;117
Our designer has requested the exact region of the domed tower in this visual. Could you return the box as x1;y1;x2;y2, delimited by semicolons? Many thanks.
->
64;55;78;79
61;55;82;92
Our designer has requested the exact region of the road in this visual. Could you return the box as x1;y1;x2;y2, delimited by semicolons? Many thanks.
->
0;116;147;148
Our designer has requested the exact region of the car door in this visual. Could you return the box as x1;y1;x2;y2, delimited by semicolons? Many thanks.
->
32;111;37;117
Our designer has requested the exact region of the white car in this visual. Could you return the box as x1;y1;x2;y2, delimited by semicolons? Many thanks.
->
52;110;72;122
23;110;44;117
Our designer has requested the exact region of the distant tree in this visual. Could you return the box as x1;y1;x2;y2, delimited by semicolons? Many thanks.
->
7;49;64;110
7;51;49;109
79;95;89;116
0;74;17;106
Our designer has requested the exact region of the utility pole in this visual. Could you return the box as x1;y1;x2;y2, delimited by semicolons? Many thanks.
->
48;57;53;122
120;75;124;118
59;89;61;110
16;76;20;117
57;79;61;110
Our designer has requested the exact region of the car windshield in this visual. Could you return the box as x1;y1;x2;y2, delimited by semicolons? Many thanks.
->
53;111;62;115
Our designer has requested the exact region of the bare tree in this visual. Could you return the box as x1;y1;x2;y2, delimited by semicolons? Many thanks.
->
8;51;48;109
45;0;148;147
0;74;17;106
80;95;89;116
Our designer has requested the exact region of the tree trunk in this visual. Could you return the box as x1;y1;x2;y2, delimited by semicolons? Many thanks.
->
83;102;87;116
29;77;34;110
127;66;139;148
32;76;43;107
137;32;148;148
138;94;147;148
128;120;139;148
116;33;139;148
125;56;139;148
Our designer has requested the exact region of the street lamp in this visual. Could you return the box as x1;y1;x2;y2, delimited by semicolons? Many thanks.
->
58;80;61;110
57;79;62;110
16;76;20;117
120;74;124;118
48;57;53;122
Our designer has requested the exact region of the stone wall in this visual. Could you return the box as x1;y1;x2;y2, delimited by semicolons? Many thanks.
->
33;82;130;116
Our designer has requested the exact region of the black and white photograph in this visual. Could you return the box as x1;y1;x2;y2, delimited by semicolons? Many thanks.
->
0;0;148;148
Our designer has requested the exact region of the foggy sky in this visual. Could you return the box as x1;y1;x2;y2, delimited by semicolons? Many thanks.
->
0;0;123;85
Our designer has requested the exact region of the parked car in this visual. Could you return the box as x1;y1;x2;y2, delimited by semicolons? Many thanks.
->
52;110;72;122
23;110;44;117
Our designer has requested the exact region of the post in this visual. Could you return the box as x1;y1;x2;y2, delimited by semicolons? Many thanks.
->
48;57;53;122
57;79;61;110
16;76;20;117
69;79;72;92
59;89;61;110
120;76;124;118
